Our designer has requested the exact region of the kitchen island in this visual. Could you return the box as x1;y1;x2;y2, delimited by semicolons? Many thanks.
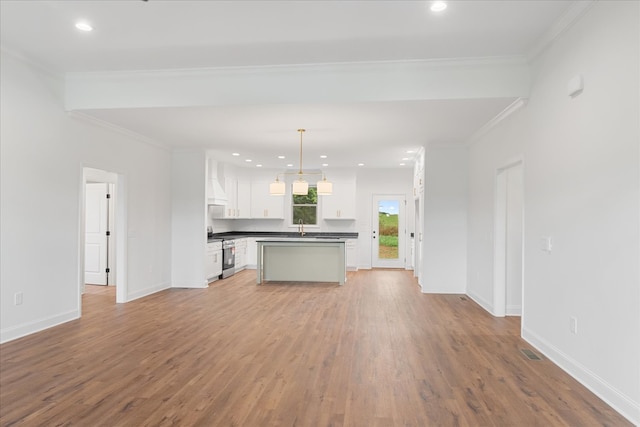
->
256;238;346;285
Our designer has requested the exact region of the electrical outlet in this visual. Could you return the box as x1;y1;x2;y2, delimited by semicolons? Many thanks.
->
569;316;578;334
14;292;23;306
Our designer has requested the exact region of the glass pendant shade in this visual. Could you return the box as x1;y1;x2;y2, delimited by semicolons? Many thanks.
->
292;179;309;195
270;179;285;196
317;178;333;195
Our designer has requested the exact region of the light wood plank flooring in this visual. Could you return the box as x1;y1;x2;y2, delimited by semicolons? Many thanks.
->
0;270;631;426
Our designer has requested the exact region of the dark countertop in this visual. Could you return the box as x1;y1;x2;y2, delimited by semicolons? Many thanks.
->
208;231;358;243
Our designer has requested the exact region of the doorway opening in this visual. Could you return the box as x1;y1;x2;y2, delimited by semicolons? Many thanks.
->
493;161;523;317
372;195;406;268
80;167;127;311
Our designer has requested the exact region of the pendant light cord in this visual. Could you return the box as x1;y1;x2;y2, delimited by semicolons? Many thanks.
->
298;128;305;177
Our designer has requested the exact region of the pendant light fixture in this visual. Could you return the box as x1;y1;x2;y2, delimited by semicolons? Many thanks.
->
269;176;285;195
270;129;333;196
317;175;333;195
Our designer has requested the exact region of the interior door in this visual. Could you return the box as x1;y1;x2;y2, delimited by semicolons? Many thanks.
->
85;183;108;285
372;195;406;268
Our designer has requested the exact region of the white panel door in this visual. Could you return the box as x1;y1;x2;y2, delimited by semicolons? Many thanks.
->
372;195;406;268
85;183;108;285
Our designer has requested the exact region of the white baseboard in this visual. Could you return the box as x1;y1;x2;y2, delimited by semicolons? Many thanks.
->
466;292;522;317
467;290;494;314
506;305;522;316
422;287;466;294
0;309;79;344
523;327;639;426
128;281;171;301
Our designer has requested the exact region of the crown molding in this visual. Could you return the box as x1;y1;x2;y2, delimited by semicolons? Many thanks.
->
68;111;170;151
467;98;528;146
527;0;596;61
426;142;469;150
1;46;63;80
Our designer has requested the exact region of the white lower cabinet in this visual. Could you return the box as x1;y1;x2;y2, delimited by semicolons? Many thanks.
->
235;238;248;272
346;239;358;271
206;242;223;281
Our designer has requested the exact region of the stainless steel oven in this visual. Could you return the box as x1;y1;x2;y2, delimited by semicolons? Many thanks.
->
221;239;236;278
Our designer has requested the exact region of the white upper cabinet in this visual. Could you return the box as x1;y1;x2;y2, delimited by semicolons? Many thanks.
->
211;164;252;219
322;171;356;220
250;179;285;219
236;179;252;219
212;176;236;219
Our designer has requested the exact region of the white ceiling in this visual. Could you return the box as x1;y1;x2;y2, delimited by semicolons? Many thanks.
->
1;0;577;170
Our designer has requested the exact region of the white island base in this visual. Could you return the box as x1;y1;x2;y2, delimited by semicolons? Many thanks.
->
256;238;346;285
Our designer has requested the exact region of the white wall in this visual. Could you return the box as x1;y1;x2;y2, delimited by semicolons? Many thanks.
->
467;2;639;423
467;109;526;311
171;150;208;288
420;145;468;293
0;51;172;343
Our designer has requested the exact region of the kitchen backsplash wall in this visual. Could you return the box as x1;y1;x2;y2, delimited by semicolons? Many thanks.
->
207;206;233;233
207;216;356;234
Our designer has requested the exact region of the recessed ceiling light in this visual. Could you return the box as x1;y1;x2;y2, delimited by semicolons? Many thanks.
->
320;155;327;159
400;163;406;166
256;164;262;168
358;163;365;167
406;150;415;154
277;155;285;159
402;157;409;161
430;1;447;12
75;22;93;32
245;159;252;163
322;163;329;167
232;152;240;156
287;163;294;167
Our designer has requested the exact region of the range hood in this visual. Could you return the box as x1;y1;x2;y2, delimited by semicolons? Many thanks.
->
207;158;228;206
207;179;228;206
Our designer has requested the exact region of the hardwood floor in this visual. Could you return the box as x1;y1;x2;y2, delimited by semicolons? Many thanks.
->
0;270;630;426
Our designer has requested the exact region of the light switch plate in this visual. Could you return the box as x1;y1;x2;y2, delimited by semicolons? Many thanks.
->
540;236;553;252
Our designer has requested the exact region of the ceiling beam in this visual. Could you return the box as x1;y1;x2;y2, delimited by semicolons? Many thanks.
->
65;57;530;111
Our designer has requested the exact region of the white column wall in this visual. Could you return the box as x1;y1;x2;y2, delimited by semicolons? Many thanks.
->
467;2;639;422
0;51;172;343
171;150;208;288
420;146;468;294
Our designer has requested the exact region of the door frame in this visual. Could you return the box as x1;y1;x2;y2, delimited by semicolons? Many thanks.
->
79;167;128;308
372;194;406;268
493;159;524;318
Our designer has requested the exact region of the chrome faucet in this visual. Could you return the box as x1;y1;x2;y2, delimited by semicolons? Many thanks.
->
298;219;305;236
